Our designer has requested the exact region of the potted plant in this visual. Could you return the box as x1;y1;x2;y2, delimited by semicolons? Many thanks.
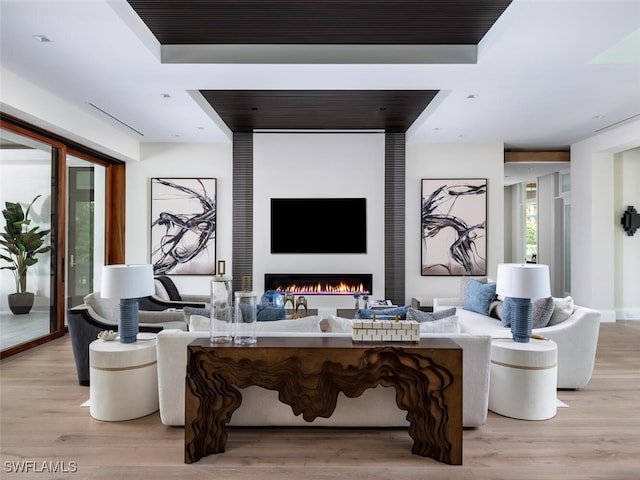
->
0;195;51;314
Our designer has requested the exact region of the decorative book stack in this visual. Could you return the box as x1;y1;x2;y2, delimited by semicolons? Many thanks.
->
352;316;420;343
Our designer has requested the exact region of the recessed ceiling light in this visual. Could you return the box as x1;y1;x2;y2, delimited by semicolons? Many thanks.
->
592;114;605;120
433;127;440;131
196;126;205;131
251;107;258;111
173;134;180;138
32;35;51;43
161;93;171;98
466;94;479;99
380;107;387;111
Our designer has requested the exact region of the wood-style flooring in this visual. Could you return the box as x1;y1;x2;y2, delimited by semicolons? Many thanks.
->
1;321;639;480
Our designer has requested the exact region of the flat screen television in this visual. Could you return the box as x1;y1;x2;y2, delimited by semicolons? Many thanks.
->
271;198;367;254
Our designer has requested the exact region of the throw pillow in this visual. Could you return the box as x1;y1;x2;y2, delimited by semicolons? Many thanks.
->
500;297;516;327
548;296;574;326
154;276;182;301
419;316;460;334
326;315;354;333
190;314;211;332
407;307;457;323
459;277;488;305
183;306;211;322
354;305;410;320
462;279;497;315
532;297;555;328
256;305;287;321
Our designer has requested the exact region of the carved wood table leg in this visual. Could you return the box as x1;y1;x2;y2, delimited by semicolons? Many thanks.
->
184;337;462;465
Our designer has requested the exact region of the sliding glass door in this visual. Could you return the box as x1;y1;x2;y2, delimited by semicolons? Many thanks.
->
66;158;106;308
0;129;57;351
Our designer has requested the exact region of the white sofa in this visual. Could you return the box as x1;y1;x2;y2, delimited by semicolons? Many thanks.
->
431;296;600;389
156;321;492;429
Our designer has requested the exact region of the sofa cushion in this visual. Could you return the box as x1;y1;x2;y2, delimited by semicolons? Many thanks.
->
462;280;496;315
354;305;409;320
420;315;460;334
532;297;555;328
191;314;323;333
548;296;574;326
257;315;322;332
457;310;511;338
407;307;456;323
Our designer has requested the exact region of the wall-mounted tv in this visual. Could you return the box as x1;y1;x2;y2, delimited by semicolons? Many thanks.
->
271;198;367;254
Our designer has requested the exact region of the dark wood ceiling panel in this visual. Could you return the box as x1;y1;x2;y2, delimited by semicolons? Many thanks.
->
127;1;511;45
200;90;438;132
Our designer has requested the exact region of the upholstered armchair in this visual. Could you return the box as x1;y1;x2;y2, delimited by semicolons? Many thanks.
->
67;276;208;386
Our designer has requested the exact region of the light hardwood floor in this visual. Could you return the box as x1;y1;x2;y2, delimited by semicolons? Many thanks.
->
1;322;639;480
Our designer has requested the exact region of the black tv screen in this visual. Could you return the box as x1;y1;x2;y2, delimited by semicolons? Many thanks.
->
271;198;367;254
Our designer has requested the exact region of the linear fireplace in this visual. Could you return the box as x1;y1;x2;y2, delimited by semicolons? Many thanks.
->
264;274;372;296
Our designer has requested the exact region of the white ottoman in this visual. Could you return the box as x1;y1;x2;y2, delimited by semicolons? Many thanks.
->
489;338;558;421
89;333;159;421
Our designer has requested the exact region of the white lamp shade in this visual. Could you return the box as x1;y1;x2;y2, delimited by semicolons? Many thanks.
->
101;264;155;300
496;263;551;299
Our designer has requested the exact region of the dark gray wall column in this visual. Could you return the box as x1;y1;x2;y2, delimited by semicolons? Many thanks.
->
385;133;406;305
232;132;253;292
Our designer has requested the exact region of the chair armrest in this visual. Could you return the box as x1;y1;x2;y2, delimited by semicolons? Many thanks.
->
433;297;460;311
180;294;210;303
141;295;207;310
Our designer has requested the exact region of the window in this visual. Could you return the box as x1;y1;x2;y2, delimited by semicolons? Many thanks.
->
525;182;538;263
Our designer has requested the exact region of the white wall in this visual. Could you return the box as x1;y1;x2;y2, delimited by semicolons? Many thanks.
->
405;143;504;306
614;147;640;319
253;133;385;309
1;68;140;163
125;143;233;296
571;118;640;322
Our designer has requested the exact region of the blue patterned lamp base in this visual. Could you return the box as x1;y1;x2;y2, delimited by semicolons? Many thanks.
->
118;298;139;344
508;297;532;343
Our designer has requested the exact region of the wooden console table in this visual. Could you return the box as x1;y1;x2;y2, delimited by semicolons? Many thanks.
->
185;337;462;465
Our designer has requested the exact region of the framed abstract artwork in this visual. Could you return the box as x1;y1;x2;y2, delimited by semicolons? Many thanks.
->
150;178;216;275
421;178;487;276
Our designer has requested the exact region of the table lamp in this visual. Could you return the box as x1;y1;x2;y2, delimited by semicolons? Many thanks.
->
101;264;155;343
496;263;551;343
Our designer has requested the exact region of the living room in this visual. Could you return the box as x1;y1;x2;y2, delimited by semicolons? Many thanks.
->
1;1;640;478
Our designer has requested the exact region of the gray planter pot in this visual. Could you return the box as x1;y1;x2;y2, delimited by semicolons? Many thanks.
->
8;292;35;315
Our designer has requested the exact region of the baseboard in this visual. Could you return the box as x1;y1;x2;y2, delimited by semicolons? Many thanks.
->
615;309;640;321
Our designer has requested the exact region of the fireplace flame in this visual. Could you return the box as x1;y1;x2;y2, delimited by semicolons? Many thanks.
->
275;282;370;295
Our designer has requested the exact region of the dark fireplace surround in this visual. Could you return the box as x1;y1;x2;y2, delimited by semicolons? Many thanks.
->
265;274;372;296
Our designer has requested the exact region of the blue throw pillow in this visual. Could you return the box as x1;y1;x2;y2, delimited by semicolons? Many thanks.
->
500;297;516;327
407;307;457;323
355;305;410;320
462;279;497;315
256;305;287;321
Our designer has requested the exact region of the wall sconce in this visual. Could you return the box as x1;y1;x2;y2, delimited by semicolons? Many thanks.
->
621;206;640;236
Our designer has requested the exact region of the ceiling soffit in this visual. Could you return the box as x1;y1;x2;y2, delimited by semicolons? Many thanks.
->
199;90;439;133
127;0;512;64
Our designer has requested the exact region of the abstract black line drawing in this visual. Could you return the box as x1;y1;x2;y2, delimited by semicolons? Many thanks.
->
421;179;487;276
151;178;216;275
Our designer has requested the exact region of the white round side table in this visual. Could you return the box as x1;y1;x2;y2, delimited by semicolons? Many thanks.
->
489;338;558;421
89;333;158;421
